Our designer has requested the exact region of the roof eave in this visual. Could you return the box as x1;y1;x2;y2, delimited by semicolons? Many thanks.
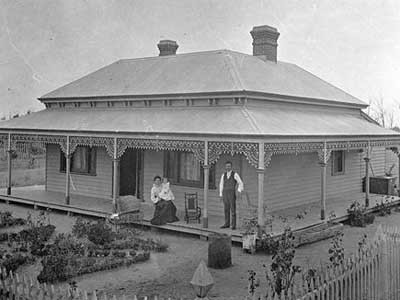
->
38;90;368;109
1;128;398;141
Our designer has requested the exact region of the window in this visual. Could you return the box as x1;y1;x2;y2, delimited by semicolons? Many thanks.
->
332;150;345;175
60;146;96;175
164;151;216;188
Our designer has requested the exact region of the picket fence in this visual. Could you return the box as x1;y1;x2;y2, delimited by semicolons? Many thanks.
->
249;224;400;300
0;268;180;300
1;224;400;300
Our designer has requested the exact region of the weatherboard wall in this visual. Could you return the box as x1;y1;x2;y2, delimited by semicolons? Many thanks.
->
44;145;394;218
45;144;112;199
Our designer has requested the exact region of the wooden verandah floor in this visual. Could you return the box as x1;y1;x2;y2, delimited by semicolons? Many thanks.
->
0;185;397;243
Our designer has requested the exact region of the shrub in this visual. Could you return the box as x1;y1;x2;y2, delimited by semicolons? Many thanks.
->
112;250;126;258
72;218;114;246
0;212;26;228
259;232;278;255
71;217;92;238
358;234;368;257
347;201;374;227
49;234;86;256
1;253;30;273
248;270;259;297
30;243;49;257
265;227;301;297
88;249;111;257
18;224;55;244
242;217;258;235
0;233;8;242
375;197;392;216
328;231;345;267
37;254;70;283
303;268;319;292
38;234;86;283
87;221;114;245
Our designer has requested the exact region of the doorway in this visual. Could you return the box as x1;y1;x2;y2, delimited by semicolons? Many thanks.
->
119;148;143;199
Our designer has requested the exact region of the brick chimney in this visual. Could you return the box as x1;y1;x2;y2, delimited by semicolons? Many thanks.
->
157;40;179;56
250;25;280;62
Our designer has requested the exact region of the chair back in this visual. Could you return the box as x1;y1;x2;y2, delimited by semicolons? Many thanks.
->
185;193;198;211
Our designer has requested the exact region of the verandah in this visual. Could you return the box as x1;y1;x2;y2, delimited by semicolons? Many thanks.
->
1;131;400;230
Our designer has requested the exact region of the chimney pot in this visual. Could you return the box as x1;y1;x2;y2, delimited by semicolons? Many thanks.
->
250;25;280;62
157;40;179;56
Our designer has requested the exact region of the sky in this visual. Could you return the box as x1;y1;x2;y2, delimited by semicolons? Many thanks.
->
1;0;400;121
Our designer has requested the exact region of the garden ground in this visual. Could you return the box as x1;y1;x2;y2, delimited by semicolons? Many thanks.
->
1;201;398;299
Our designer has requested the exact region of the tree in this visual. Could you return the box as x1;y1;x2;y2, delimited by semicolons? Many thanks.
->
366;96;397;128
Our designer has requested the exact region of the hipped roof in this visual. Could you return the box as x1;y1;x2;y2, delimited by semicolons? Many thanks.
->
0;106;396;138
40;50;365;107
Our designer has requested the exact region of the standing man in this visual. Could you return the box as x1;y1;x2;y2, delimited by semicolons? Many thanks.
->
219;161;244;229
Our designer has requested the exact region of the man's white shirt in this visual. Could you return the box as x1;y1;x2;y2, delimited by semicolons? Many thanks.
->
219;171;244;197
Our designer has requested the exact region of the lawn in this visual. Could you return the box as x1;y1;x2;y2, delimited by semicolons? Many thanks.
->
0;202;398;299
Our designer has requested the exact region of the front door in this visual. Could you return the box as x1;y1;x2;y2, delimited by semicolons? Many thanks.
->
119;148;142;197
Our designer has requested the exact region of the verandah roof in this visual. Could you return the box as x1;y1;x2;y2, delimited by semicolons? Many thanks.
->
0;105;397;138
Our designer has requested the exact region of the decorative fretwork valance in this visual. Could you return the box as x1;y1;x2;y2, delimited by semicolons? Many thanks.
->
208;142;259;168
1;132;400;169
117;138;205;162
69;136;114;157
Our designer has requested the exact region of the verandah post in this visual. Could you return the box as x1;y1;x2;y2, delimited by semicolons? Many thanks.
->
257;142;265;227
6;132;12;196
397;149;400;195
364;141;371;207
203;140;209;228
112;137;119;213
318;141;330;220
320;162;327;220
365;157;370;206
65;135;71;205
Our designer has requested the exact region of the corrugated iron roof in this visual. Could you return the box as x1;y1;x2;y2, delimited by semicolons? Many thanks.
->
40;50;364;106
0;105;396;137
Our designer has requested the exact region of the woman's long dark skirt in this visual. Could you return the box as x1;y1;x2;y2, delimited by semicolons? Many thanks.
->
150;199;179;225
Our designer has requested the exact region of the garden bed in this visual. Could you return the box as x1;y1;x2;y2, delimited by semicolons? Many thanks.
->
0;211;168;284
36;218;168;283
0;211;55;273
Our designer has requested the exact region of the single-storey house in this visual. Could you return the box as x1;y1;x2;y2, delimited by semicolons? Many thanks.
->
1;25;400;230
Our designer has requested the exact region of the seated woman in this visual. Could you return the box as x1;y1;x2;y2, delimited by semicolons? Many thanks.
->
150;176;179;225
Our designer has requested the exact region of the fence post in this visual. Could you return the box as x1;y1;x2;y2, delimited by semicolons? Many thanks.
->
380;235;389;300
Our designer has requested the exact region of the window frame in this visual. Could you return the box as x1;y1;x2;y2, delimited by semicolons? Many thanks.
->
163;151;216;189
331;150;345;176
60;146;97;176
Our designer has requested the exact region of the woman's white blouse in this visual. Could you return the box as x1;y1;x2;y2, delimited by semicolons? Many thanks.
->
151;184;162;203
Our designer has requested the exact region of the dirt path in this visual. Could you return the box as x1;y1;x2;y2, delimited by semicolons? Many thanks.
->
2;202;400;299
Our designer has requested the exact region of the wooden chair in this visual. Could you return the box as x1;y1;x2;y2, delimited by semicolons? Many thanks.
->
184;192;201;224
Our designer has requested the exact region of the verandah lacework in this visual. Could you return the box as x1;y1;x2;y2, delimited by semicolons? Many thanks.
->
1;133;400;168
